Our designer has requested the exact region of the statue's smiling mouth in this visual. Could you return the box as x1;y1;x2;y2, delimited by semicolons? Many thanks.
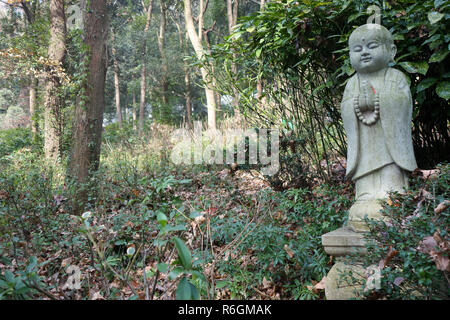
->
361;56;372;63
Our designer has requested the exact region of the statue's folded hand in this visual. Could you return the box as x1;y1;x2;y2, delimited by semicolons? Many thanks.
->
357;80;376;112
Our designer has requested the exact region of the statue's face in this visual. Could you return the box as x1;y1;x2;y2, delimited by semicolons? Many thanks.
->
349;30;395;74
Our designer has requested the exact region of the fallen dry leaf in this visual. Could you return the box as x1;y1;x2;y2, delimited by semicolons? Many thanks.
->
379;246;399;269
314;276;326;290
429;251;450;272
90;291;104;300
387;197;401;207
393;277;405;286
418;236;438;253
283;244;295;259
262;277;272;289
412;168;440;180
307;276;326;294
418;231;450;271
434;200;450;214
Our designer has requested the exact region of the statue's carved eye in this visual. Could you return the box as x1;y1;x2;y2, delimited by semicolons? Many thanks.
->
353;45;363;52
368;42;379;49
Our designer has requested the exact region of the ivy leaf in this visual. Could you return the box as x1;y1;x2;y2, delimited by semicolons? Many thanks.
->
173;237;192;270
398;61;429;75
427;11;444;24
436;81;450;100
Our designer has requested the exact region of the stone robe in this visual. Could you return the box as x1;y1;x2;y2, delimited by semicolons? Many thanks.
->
341;67;418;199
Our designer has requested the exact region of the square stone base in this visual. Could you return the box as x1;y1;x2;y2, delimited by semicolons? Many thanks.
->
322;227;366;256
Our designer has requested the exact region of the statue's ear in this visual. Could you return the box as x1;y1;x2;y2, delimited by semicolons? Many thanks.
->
390;44;397;62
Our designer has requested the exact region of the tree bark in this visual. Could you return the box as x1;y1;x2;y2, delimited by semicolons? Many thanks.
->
184;0;216;129
203;27;221;114
132;88;137;130
111;31;122;127
43;0;66;161
69;0;108;214
227;0;240;118
139;0;154;131
172;13;192;126
29;77;37;134
158;0;169;120
257;0;266;109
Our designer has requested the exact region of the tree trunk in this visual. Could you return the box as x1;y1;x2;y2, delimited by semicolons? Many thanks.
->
132;89;137;130
257;0;266;110
227;0;240;118
29;77;38;135
172;14;192;127
203;28;221;115
139;0;154;131
69;0;108;214
111;31;122;127
184;0;216;129
44;0;66;161
158;0;169;120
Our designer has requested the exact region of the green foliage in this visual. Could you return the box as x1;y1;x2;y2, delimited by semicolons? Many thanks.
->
209;0;450;181
0;133;204;300
0;127;35;158
0;256;47;300
362;163;450;299
210;185;351;299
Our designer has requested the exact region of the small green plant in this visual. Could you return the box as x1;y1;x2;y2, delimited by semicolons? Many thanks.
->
0;256;49;300
361;163;450;300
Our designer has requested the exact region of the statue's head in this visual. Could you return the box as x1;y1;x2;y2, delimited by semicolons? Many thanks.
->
349;24;396;74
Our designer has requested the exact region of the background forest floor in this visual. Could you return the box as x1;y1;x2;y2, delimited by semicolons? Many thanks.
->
0;124;448;300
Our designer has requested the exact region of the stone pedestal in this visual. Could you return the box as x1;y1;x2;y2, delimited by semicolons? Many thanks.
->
324;262;366;300
322;227;370;299
322;227;366;256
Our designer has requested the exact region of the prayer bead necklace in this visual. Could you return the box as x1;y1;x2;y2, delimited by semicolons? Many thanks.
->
353;93;380;125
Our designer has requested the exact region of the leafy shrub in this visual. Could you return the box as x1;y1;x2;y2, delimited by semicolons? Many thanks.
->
0;127;34;158
362;163;450;299
211;184;352;299
209;0;450;181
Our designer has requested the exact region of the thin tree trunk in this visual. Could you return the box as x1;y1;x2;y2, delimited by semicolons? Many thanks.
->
139;0;154;131
132;89;137;130
29;77;37;134
257;0;266;109
158;0;169;120
227;0;240;119
172;13;192;127
184;0;216;129
69;0;108;214
44;0;66;161
111;31;122;127
203;28;221;114
184;31;192;126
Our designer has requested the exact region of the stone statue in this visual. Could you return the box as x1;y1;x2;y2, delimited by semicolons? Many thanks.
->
341;24;418;232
